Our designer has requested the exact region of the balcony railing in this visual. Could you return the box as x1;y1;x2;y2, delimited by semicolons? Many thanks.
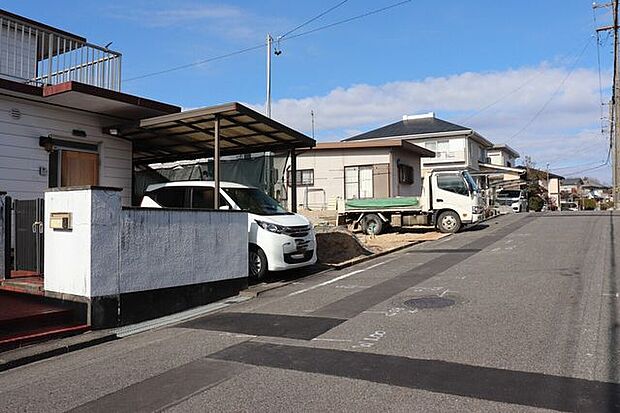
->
0;15;122;91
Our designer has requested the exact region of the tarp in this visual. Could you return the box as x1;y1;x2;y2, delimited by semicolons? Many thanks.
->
345;197;420;210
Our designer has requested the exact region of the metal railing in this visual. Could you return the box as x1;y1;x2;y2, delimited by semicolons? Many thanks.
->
0;16;122;91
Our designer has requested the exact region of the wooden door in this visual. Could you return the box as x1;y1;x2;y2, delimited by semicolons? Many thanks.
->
61;150;99;187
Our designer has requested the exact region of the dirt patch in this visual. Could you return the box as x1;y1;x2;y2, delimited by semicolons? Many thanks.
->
315;226;448;265
361;230;448;253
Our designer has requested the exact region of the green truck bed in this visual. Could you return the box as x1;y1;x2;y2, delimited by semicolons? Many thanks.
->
344;197;420;210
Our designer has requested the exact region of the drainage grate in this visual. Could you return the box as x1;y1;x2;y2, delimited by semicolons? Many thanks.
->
404;296;455;309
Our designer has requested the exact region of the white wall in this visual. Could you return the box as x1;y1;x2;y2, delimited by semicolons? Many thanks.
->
44;188;248;298
0;94;133;205
413;136;469;170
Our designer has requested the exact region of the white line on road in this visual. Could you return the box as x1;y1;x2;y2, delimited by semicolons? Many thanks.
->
311;338;352;342
288;269;365;296
366;257;397;270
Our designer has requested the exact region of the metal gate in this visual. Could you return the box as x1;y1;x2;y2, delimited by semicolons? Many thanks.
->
13;199;44;275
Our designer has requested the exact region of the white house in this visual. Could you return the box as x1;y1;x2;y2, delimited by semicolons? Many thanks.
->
287;140;434;210
341;113;493;175
487;144;520;168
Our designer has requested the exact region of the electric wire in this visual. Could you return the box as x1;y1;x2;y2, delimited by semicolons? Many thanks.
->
509;36;594;139
123;0;411;83
278;0;349;40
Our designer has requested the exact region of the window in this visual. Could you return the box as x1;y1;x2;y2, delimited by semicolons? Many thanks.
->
149;187;187;208
287;169;314;186
436;174;469;196
425;139;461;160
344;166;374;199
398;164;414;184
190;187;228;209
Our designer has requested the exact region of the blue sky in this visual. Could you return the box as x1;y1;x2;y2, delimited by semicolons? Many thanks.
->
3;1;614;182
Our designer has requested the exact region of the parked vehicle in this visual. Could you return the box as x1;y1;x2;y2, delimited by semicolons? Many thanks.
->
560;201;579;211
495;189;528;213
337;170;484;235
141;181;317;280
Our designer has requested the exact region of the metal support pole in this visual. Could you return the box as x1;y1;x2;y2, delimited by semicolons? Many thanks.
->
266;34;272;118
290;148;297;213
214;115;221;209
614;0;620;208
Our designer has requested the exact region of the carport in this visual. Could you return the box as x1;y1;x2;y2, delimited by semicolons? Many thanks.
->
105;102;315;212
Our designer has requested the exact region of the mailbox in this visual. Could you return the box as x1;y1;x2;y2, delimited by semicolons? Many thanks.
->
50;212;72;230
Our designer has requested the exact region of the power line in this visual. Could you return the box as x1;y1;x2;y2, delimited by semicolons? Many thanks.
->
279;0;349;40
509;36;593;139
124;0;411;83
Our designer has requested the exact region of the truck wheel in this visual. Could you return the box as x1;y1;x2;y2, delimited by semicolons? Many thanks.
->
437;211;461;233
362;214;384;235
249;245;268;281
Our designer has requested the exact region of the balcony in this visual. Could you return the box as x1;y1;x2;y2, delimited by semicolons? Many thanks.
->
0;11;122;91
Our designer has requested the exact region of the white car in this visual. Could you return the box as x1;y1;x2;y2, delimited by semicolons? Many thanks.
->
495;190;528;213
141;181;317;280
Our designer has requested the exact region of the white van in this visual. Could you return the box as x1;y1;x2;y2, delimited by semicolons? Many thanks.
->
141;181;317;280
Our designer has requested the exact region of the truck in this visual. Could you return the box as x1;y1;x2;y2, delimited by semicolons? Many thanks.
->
336;170;485;235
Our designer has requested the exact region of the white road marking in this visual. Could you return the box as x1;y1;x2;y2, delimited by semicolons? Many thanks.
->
288;269;365;296
311;338;352;342
366;257;397;270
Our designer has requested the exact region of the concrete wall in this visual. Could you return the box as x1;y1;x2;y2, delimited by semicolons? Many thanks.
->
119;208;247;293
0;94;133;205
44;187;248;299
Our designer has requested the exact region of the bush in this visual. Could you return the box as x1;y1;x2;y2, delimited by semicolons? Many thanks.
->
582;199;597;210
600;201;614;210
528;196;544;212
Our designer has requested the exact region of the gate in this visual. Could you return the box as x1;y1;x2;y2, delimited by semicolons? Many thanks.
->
13;199;44;276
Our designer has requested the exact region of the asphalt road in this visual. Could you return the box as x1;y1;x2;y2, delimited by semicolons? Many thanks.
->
1;212;619;412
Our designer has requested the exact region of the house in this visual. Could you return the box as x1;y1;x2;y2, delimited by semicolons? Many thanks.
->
342;113;493;178
0;9;181;206
0;9;315;333
287;140;434;210
486;144;520;168
560;178;584;197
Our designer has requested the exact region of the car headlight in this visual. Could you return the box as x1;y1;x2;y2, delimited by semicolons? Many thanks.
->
256;220;286;234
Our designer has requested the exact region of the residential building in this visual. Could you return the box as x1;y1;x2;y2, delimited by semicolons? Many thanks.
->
560;178;584;197
287;140;434;210
487;144;520;168
342;113;493;176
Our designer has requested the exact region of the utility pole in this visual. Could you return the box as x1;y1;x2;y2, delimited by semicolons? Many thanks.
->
311;110;315;139
266;34;273;118
595;1;620;208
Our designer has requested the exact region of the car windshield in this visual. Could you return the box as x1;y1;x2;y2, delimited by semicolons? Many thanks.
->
462;172;478;192
223;187;291;216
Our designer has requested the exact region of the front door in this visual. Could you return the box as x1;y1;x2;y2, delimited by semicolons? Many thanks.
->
60;150;99;186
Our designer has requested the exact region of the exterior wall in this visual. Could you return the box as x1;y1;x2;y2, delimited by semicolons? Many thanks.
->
548;178;561;209
292;148;392;210
0;94;133;205
467;139;487;171
44;188;248;299
488;150;517;168
413;136;468;170
119;208;247;293
390;148;423;197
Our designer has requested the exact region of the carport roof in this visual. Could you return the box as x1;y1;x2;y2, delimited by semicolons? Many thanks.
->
107;102;315;165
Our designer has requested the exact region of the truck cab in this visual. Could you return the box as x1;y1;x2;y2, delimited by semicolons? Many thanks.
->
428;170;485;232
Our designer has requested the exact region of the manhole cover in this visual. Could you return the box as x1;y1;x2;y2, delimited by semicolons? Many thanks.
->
404;296;456;309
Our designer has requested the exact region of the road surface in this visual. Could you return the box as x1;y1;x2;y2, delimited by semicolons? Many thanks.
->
0;212;618;412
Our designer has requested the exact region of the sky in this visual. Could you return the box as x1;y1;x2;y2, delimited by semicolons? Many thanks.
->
3;0;615;182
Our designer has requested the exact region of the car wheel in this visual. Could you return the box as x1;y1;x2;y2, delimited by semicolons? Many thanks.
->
249;246;268;281
437;211;461;233
362;214;384;235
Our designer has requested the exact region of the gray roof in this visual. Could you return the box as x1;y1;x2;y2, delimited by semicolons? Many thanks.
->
343;117;470;142
561;178;583;186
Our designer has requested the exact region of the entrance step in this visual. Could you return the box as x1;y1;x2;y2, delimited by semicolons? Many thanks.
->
0;276;44;295
0;291;88;351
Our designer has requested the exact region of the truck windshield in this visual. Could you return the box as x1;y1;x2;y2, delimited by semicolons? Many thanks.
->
223;187;291;216
462;172;479;192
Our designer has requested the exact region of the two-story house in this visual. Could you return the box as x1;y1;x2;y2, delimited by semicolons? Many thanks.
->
341;113;493;181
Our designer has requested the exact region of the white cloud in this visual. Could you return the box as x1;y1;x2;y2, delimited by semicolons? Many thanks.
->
249;64;612;182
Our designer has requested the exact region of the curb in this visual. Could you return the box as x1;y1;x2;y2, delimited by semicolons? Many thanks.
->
0;332;118;373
